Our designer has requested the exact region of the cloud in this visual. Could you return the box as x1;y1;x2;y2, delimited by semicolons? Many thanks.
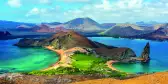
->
26;8;40;17
60;0;168;23
25;6;62;22
7;0;22;8
39;0;52;4
57;0;91;3
23;0;168;23
95;0;111;10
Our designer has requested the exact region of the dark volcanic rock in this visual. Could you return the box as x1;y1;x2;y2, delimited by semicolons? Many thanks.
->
95;47;136;62
141;42;150;62
14;38;46;47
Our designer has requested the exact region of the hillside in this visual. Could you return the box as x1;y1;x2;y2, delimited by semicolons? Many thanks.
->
0;20;35;30
32;24;67;33
101;23;116;29
153;23;168;30
72;72;168;84
102;24;149;37
130;27;168;41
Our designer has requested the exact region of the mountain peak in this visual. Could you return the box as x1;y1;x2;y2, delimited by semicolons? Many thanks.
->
63;17;102;31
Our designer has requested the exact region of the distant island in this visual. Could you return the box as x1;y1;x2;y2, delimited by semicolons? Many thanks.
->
0;31;12;40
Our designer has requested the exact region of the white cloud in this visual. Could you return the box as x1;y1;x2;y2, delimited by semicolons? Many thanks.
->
24;0;168;23
61;0;168;23
25;6;62;22
57;0;90;3
95;0;111;10
39;0;51;4
26;8;40;17
115;0;143;9
7;0;22;8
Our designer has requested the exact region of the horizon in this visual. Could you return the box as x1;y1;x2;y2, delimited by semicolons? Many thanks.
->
1;0;168;23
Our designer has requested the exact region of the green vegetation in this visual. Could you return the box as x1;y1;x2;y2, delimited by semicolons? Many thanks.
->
27;67;80;76
98;31;105;35
27;53;127;78
71;53;105;70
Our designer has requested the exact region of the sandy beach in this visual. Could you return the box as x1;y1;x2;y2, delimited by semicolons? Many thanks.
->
43;46;89;71
43;46;64;71
106;60;118;71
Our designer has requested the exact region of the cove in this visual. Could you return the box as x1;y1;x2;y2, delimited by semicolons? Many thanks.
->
0;39;59;74
89;37;168;73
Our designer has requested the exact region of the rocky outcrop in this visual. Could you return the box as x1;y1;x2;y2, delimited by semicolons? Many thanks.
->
14;38;46;47
141;42;150;62
0;73;104;84
95;47;136;62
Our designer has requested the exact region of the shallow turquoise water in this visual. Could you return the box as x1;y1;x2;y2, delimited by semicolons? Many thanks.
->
0;39;59;74
89;37;168;73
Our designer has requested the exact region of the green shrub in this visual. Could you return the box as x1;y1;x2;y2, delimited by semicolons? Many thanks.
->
27;67;80;76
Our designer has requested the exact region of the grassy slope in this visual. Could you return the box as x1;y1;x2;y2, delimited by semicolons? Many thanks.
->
27;53;127;78
71;53;104;70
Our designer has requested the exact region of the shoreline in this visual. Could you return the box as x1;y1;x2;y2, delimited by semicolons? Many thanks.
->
106;60;119;71
43;46;88;71
43;46;64;71
44;46;119;72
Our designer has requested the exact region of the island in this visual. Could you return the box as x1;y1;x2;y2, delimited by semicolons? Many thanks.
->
1;31;150;84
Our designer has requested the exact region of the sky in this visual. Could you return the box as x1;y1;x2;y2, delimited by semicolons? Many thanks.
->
0;0;168;23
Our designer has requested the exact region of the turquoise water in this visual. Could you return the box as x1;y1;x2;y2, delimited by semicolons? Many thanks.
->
0;39;59;74
89;37;168;73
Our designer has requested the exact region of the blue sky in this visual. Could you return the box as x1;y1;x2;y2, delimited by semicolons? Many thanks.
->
1;0;168;23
